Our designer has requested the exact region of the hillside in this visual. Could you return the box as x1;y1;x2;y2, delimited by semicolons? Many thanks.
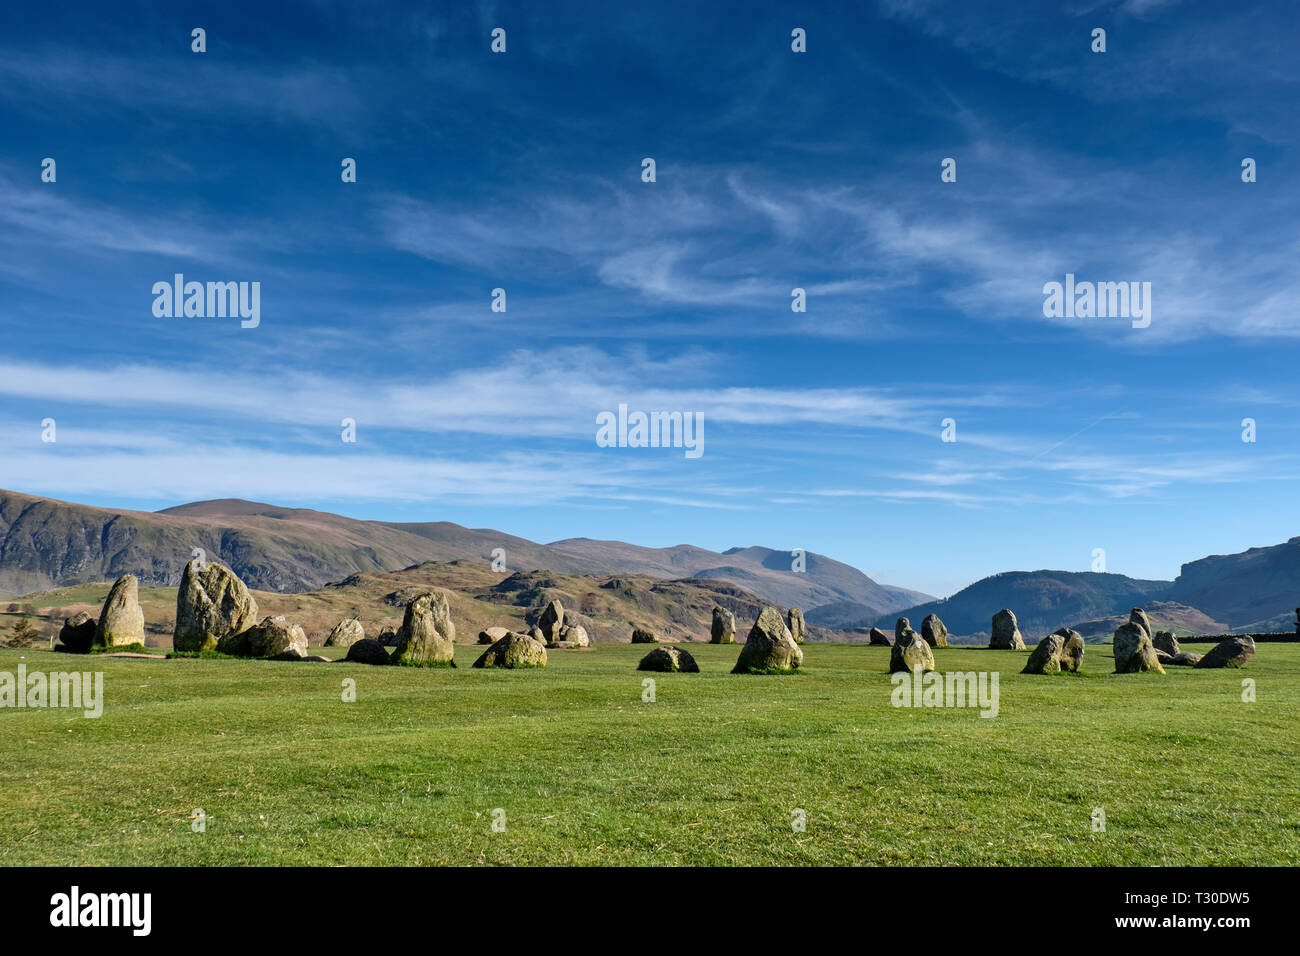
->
0;489;927;616
1167;536;1300;627
2;559;849;648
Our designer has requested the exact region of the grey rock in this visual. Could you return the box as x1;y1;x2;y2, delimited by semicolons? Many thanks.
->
889;626;935;674
1113;622;1165;674
921;613;948;648
173;560;258;653
345;638;391;665
95;574;146;647
637;646;700;673
990;609;1025;650
710;606;736;644
392;591;456;665
325;618;365;648
1194;636;1255;669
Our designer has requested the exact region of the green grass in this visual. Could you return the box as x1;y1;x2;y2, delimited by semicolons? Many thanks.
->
1;642;1296;866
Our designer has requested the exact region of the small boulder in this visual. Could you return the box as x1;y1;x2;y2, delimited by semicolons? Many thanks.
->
732;606;803;674
631;627;657;644
990;609;1025;650
173;560;259;653
345;638;391;665
868;627;893;646
921;614;948;648
1054;628;1085;672
889;626;935;674
392;591;456;666
710;606;736;644
1113;622;1165;674
478;626;511;645
1022;633;1065;674
1170;651;1203;666
637;646;700;673
1194;636;1255;669
325;618;366;648
555;624;589;647
245;615;308;658
473;633;547;669
787;607;806;645
1152;630;1181;656
95;574;146;647
57;612;97;653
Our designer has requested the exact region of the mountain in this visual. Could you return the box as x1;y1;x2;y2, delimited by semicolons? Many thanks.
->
0;489;926;615
876;570;1172;642
1166;537;1300;628
546;540;931;619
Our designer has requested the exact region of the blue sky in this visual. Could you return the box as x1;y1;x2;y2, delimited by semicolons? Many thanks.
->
1;0;1297;597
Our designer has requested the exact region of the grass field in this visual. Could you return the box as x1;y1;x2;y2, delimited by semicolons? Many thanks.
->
1;641;1296;865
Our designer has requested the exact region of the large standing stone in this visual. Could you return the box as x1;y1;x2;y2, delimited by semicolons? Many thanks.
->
1195;636;1255;669
536;600;564;642
1054;628;1085;672
473;632;547;669
325;618;365;648
921;614;948;648
345;638;391;665
1129;608;1153;638
1152;630;1181;656
631;627;657;644
889;626;935;674
733;606;803;674
868;627;893;646
95;574;146;647
787;607;806;645
1113;622;1164;673
392;591;456;666
1023;633;1065;674
711;606;736;644
57;612;97;653
637;646;700;673
173;560;259;652
990;609;1025;650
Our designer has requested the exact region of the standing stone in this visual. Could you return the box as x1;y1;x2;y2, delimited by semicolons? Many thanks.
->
173;560;259;653
58;612;97;653
894;617;913;644
638;646;700;673
868;627;893;646
1054;628;1085;672
1129;608;1153;638
631;627;657;644
325;618;366;648
921;613;948;648
392;591;456;666
537;600;564;642
1152;630;1180;656
1023;633;1065;674
95;574;146;647
1194;636;1255;669
711;606;736;644
473;633;547;669
889;625;935;674
787;606;806;645
732;606;803;674
990;609;1025;650
1113;622;1165;674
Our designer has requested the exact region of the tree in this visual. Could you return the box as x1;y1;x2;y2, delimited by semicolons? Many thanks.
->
8;619;39;648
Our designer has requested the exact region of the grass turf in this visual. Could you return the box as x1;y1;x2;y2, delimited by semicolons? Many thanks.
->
1;642;1295;865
